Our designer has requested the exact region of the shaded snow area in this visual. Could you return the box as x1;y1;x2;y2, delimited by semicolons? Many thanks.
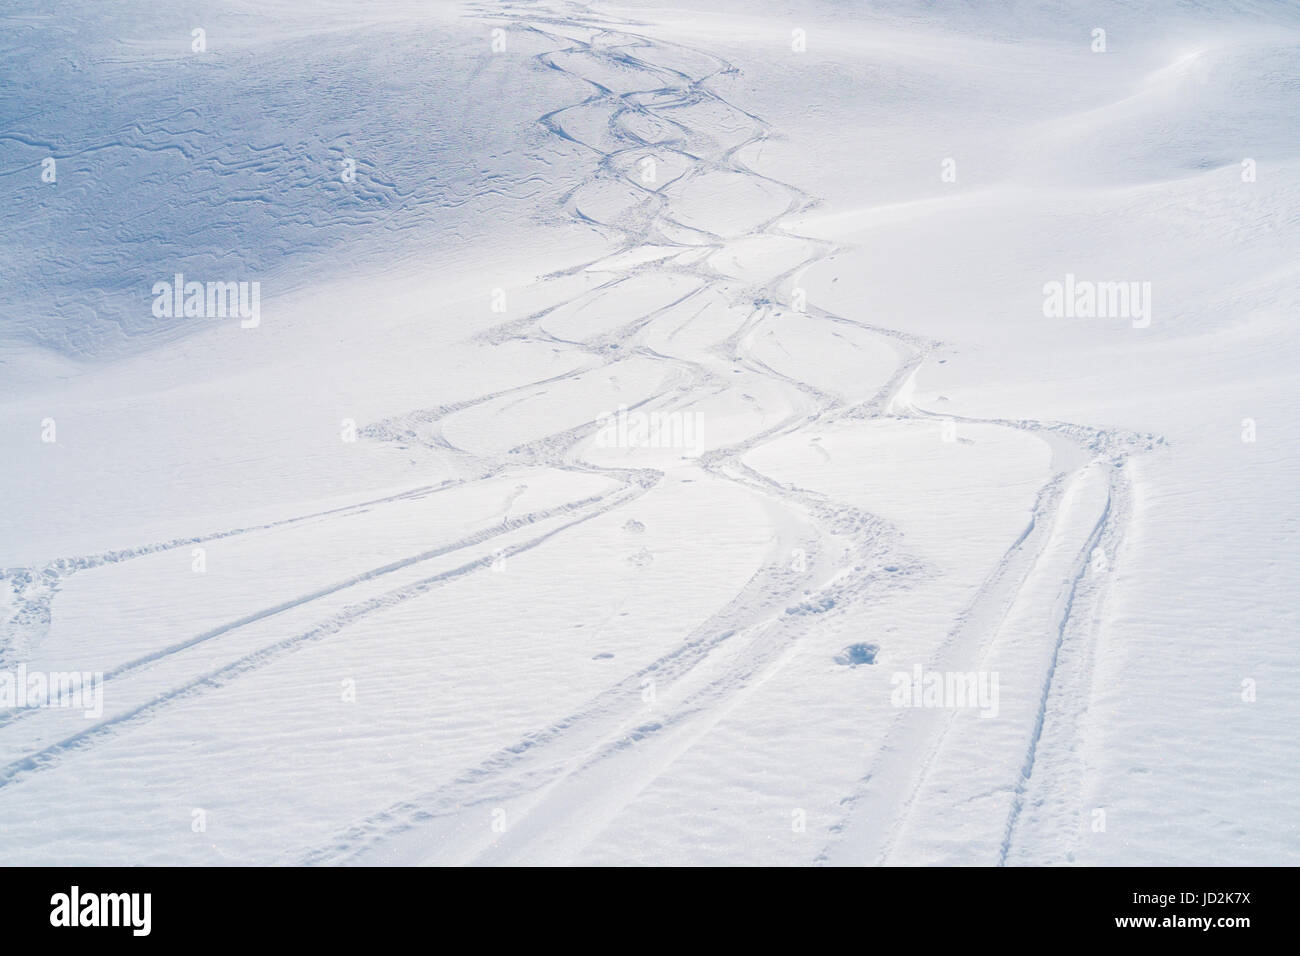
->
1;0;1297;865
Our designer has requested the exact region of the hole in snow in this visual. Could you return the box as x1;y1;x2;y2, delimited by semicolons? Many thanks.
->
834;643;879;666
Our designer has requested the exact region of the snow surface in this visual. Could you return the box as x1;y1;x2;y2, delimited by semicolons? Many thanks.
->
1;0;1297;865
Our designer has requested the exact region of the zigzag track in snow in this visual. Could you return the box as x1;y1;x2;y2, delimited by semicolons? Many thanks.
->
295;0;1151;865
430;0;1162;866
0;0;1165;866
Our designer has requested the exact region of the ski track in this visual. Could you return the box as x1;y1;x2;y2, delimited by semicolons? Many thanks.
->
0;0;1166;865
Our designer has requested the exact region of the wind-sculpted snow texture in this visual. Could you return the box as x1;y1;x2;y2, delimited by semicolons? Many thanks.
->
1;0;1297;865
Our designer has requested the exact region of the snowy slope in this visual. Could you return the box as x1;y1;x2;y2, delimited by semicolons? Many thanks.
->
1;0;1297;865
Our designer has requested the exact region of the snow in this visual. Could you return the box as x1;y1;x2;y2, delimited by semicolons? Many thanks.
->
1;0;1297;865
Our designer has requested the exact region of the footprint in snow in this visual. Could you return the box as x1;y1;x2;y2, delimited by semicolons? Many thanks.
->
502;483;528;514
834;643;879;666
